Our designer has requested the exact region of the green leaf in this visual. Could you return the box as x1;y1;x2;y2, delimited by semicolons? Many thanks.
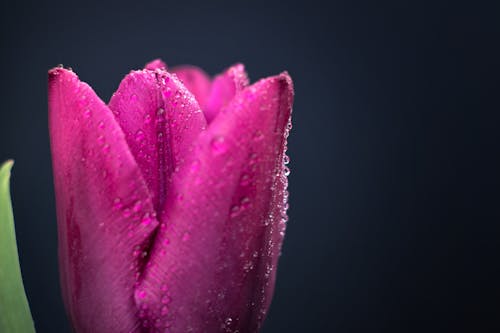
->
0;160;36;333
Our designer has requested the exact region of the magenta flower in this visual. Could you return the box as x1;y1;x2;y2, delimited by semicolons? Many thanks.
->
48;59;293;333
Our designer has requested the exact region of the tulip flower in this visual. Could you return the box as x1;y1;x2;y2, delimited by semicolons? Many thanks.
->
48;59;293;333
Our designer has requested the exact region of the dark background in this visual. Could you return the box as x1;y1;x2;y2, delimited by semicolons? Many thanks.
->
1;0;499;332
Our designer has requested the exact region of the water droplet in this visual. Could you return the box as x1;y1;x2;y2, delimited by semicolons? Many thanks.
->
283;190;289;201
190;159;200;172
98;121;105;129
240;197;250;207
83;109;92;118
283;154;290;165
141;213;152;225
161;295;171;304
181;232;190;242
230;205;240;218
157;108;165;116
130;93;138;102
135;130;145;143
161;305;169;316
283;166;291;176
163;87;172;99
253;130;264;141
211;136;228;155
132;200;142;213
240;173;251;186
144;114;152;125
113;198;122;209
248;153;258;165
102;144;110;153
123;208;131;218
137;290;146;298
97;135;105;144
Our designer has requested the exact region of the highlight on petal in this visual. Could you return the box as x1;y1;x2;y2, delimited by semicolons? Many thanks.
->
48;67;160;333
170;65;211;111
204;63;249;123
134;72;294;332
144;59;167;71
108;69;207;212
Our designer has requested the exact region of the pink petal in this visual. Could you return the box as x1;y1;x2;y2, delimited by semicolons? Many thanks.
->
204;63;249;123
144;59;167;71
170;65;211;111
48;68;160;333
134;72;294;332
108;69;207;212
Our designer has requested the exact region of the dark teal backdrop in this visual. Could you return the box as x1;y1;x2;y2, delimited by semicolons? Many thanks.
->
0;0;498;332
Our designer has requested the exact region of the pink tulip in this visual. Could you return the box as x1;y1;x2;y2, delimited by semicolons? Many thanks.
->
48;59;293;333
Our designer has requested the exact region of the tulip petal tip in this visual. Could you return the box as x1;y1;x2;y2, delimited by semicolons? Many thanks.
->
144;58;167;71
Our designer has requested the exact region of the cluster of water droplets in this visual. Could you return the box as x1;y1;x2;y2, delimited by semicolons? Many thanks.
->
134;281;174;332
280;117;293;234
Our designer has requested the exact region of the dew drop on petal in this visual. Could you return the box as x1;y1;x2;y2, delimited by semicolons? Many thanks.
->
113;198;122;209
240;196;251;207
253;130;264;141
211;136;228;155
163;87;172;99
190;159;200;172
160;305;169;316
240;173;251;186
122;208;131;218
137;290;146;299
141;213;152;225
230;205;240;218
135;129;145;143
181;232;190;242
133;200;143;212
